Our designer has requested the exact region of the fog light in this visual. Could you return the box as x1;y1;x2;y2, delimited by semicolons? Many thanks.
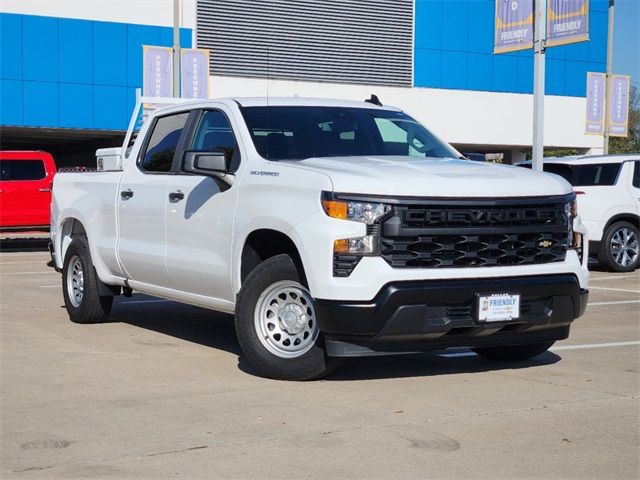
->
334;236;376;255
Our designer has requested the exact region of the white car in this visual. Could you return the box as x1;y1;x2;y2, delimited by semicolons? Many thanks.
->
523;155;640;272
49;97;589;380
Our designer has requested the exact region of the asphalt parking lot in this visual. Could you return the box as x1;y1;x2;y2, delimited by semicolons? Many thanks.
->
1;249;638;479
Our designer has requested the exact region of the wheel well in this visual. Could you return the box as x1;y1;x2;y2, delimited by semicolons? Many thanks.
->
60;218;87;261
241;229;307;286
604;214;640;233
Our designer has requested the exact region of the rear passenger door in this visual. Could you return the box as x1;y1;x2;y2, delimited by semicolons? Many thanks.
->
117;110;191;288
164;107;241;302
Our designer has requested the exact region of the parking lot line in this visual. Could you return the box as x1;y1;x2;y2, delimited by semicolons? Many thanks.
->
438;340;640;358
551;341;640;351
0;261;50;265
39;285;60;288
0;271;56;275
590;274;640;282
589;286;640;294
588;300;640;306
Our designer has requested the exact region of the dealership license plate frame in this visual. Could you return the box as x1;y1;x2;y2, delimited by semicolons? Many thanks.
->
476;293;521;323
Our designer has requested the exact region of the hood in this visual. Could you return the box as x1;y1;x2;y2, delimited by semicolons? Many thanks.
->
285;156;572;198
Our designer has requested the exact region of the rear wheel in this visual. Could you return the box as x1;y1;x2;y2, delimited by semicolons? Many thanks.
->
598;221;640;272
62;236;113;324
472;341;555;361
235;254;342;380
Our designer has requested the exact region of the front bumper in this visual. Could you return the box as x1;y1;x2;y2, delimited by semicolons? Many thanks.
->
316;274;588;356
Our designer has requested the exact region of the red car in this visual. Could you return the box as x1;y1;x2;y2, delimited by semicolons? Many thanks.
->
0;151;57;229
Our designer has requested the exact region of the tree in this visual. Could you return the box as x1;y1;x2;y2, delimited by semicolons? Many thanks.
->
609;85;640;153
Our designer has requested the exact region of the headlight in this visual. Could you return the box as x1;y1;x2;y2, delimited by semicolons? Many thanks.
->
322;195;391;225
566;198;580;249
323;193;391;275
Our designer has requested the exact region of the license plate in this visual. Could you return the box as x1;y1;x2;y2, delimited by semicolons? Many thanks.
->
477;293;520;322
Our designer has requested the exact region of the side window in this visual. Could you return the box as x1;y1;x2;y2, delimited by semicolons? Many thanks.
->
140;112;190;172
574;163;621;186
0;160;46;181
191;110;240;171
633;161;640;188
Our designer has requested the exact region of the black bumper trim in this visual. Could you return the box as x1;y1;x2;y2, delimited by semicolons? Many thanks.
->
316;274;587;350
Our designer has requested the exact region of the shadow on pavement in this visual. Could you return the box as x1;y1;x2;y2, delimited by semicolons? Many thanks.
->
110;295;561;381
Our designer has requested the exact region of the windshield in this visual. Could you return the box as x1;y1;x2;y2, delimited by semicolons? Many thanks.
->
240;106;458;161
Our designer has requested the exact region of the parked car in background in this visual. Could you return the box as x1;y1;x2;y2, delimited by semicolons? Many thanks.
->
518;154;640;272
0;151;56;230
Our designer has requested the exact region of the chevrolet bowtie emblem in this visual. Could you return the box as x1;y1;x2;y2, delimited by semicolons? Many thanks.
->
538;240;553;248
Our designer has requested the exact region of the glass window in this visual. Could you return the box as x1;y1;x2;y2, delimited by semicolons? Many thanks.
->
574;163;621;186
0;160;46;181
633;161;640;188
190;110;240;171
140;112;190;172
544;164;576;184
240;106;458;161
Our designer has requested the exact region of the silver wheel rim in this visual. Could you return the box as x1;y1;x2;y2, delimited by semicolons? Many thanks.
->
66;255;84;307
610;227;639;267
254;280;319;358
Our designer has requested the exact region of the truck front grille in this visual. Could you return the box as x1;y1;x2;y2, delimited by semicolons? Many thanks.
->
380;197;571;269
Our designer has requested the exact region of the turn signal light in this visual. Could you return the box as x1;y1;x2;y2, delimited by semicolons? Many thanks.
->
322;200;348;220
334;239;350;253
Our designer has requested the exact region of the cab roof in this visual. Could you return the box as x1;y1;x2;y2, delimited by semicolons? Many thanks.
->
233;97;400;110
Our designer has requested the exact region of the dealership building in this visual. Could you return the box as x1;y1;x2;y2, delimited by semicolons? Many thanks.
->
1;0;609;166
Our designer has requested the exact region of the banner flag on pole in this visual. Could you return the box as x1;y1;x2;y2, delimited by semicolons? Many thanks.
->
585;72;605;135
180;49;210;99
546;0;589;47
142;46;173;98
609;75;630;137
494;0;534;53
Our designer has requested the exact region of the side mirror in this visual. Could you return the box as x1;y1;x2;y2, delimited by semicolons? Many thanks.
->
182;150;229;175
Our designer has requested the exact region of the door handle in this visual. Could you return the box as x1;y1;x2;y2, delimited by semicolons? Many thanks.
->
169;191;184;202
121;189;134;199
39;187;51;192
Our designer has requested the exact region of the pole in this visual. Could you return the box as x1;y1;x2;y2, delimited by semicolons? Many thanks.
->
173;0;180;98
603;0;615;154
532;0;547;172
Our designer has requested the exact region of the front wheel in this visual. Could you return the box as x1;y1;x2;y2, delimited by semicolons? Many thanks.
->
235;254;342;380
62;236;113;324
472;341;555;361
598;221;640;272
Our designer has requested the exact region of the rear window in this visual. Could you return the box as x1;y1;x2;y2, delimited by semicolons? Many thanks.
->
0;160;46;181
541;162;621;186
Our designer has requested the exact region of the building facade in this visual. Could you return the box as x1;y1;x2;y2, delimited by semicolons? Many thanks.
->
0;0;608;165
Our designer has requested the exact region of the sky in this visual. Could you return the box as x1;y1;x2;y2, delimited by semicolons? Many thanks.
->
612;0;640;87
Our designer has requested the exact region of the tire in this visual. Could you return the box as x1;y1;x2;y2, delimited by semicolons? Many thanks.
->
472;341;555;362
598;221;640;272
235;254;342;380
62;236;113;324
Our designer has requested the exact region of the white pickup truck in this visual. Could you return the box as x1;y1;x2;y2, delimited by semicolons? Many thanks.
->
50;97;589;380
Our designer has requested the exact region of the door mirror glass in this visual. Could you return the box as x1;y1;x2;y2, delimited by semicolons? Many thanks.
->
182;150;229;175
